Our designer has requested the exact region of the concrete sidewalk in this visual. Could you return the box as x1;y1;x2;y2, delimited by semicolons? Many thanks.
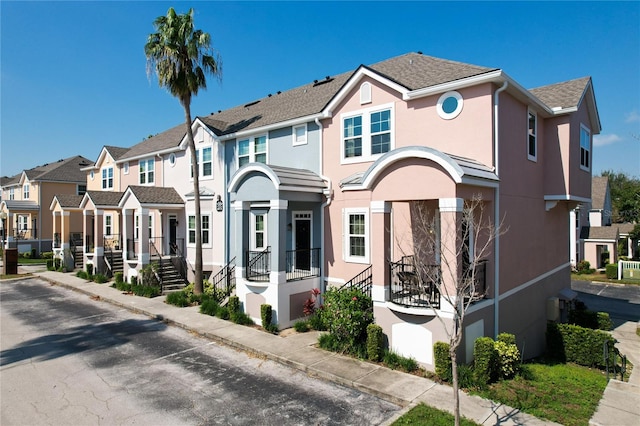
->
7;267;637;425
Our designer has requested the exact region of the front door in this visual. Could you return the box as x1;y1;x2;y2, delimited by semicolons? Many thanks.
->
294;213;311;271
169;216;177;255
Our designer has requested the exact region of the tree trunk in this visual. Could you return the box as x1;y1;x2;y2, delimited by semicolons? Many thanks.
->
451;350;460;426
182;100;203;294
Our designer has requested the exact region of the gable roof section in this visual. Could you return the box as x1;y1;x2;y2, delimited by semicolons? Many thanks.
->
80;191;125;209
51;194;84;209
118;124;187;162
119;186;184;207
1;200;40;211
104;146;130;161
19;155;92;184
590;176;609;210
581;226;619;241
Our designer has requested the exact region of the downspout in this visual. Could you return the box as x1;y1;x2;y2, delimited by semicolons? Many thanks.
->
316;117;332;295
493;80;508;339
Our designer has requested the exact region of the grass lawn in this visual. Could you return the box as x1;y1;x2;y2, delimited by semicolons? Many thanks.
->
572;272;640;286
392;403;480;426
471;362;608;426
18;258;48;264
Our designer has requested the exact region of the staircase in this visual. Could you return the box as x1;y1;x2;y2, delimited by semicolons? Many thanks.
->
104;250;123;277
155;259;188;294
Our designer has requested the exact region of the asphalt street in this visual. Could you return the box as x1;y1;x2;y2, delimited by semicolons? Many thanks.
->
1;277;400;425
571;279;640;326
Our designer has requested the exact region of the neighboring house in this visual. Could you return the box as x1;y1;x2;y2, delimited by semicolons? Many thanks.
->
46;52;601;370
1;155;91;254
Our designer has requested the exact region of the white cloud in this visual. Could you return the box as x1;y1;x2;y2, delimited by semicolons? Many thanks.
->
593;134;622;147
625;110;640;123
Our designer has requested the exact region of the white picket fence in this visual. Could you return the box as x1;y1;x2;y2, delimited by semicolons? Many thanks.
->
618;260;640;280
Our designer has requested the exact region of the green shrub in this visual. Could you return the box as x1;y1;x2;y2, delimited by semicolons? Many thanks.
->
308;311;327;331
605;263;618;279
496;332;517;346
473;337;497;387
318;333;341;352
546;322;616;368
228;296;240;318
215;305;230;320
141;263;159;287
114;272;124;284
131;275;137;286
495;340;520;379
321;287;373;354
86;263;93;277
93;273;108;284
434;341;452;382
569;301;612;330
231;311;254;326
261;304;273;328
575;260;595;274
597;312;613;331
131;284;160;298
382;350;418;372
76;270;88;280
22;251;31;259
31;248;37;258
366;323;384;362
200;297;220;316
41;252;54;259
166;291;189;307
294;320;310;332
457;364;476;389
46;259;55;271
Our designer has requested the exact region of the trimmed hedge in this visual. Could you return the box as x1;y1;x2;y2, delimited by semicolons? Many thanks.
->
605;263;618;279
366;323;384;362
434;341;452;382
473;337;497;387
546;322;616;368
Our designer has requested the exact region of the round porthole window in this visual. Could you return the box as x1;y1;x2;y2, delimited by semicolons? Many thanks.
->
90;170;94;180
169;153;176;167
437;91;463;120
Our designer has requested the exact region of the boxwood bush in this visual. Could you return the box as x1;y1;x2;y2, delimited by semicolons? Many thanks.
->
546;321;616;368
434;341;452;382
366;323;384;362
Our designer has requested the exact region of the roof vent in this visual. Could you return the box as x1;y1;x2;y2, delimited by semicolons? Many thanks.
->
244;100;260;108
417;51;423;54
268;93;272;97
277;91;281;95
313;76;334;87
218;110;221;113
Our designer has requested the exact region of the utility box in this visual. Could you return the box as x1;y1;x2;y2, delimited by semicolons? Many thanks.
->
3;248;18;275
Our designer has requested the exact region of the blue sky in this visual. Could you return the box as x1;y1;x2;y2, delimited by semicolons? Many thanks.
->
1;1;639;178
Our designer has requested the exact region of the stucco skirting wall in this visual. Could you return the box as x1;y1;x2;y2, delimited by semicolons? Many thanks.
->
498;265;569;361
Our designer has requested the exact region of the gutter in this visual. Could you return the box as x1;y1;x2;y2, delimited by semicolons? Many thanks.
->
493;80;508;339
316;117;333;297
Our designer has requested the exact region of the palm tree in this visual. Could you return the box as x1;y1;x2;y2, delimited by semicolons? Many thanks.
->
145;7;221;294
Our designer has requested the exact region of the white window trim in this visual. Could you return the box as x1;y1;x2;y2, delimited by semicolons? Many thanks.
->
104;214;113;236
250;210;267;251
292;211;313;249
101;166;114;190
237;134;269;168
168;153;177;167
340;103;394;165
437;91;464;120
360;82;372;105
148;214;154;239
123;162;129;175
292;125;307;146
139;158;155;185
343;207;370;264
191;146;214;180
527;109;537;162
9;188;15;200
580;124;591;171
23;184;29;199
186;213;212;247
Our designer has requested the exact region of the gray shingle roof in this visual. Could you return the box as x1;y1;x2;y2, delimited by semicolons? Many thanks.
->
53;194;84;208
199;53;496;137
528;77;591;110
582;226;619;241
591;176;609;210
21;155;92;183
85;191;125;207
119;124;186;161
126;186;184;205
104;146;131;161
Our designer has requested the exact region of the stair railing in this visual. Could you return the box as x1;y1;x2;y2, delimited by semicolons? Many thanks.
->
210;257;236;301
148;240;164;293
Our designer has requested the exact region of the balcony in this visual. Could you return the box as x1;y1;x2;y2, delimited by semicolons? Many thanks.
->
390;256;441;309
245;247;321;282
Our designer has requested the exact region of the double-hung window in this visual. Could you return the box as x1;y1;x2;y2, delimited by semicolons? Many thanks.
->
342;104;393;162
191;147;213;179
188;214;211;245
23;184;29;199
237;135;267;167
9;188;15;200
343;208;369;263
139;158;155;184
580;125;591;170
104;214;112;236
293;125;307;146
250;212;267;250
102;167;114;190
528;110;537;161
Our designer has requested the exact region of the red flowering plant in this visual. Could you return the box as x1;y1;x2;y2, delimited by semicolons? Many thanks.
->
303;288;321;316
321;287;373;354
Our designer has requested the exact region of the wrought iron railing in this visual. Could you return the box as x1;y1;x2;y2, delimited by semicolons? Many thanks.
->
285;248;320;281
604;339;627;381
246;247;270;281
104;234;122;251
340;265;373;299
170;239;189;283
14;227;37;240
389;255;441;309
211;257;236;300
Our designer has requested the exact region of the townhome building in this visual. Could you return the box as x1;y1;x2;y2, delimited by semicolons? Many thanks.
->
46;52;600;370
1;155;91;255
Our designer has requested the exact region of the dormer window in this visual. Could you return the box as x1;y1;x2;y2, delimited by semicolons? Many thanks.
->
23;184;29;199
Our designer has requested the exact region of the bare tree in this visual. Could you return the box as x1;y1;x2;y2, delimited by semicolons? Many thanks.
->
398;195;505;426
